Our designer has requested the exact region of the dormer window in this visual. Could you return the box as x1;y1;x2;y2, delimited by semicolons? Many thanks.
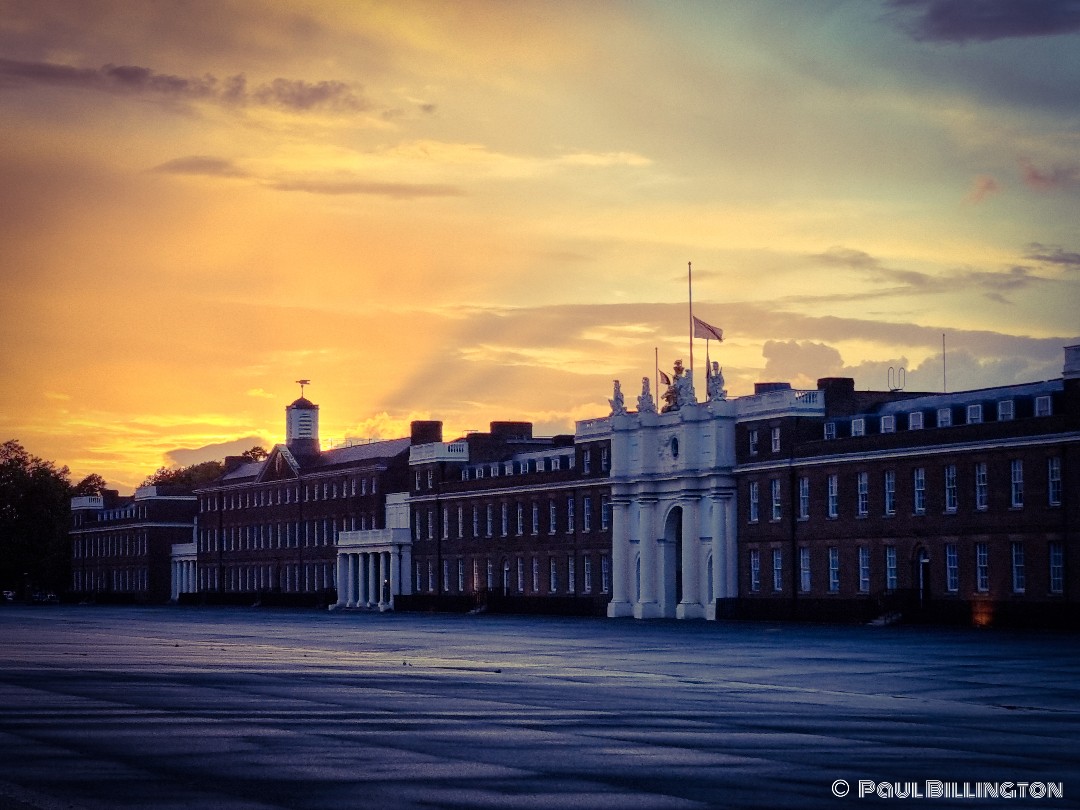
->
967;404;983;424
909;411;924;430
937;408;952;427
880;415;895;434
749;429;759;455
997;400;1014;421
1035;395;1052;417
851;418;865;437
824;422;836;440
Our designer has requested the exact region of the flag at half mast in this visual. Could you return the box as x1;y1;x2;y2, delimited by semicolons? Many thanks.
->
693;316;724;342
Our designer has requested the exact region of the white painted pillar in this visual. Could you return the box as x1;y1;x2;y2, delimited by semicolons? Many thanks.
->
636;498;660;618
342;553;353;607
607;498;632;617
368;552;378;607
725;496;738;597
378;552;389;609
710;496;724;619
171;561;178;600
678;500;703;619
389;548;400;608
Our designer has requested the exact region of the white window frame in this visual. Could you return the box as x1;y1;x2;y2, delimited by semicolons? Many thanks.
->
913;467;926;514
885;546;897;591
1049;542;1064;594
967;403;982;424
945;544;958;592
549;557;558;592
748;481;759;523
1035;395;1052;417
851;418;865;437
798;477;809;521
997;400;1014;421
772;548;783;592
824;422;836;440
884;470;896;516
945;464;958;512
937;407;952;428
858;546;870;593
1010;459;1024;508
583;496;592;532
1011;542;1025;593
827;474;839;519
749;429;759;456
909;411;924;430
828;547;840;592
880;415;895;434
857;472;869;517
976;542;989;592
1048;457;1062;506
566;497;575;533
771;427;781;453
799;547;811;592
749;549;760;592
770;478;781;521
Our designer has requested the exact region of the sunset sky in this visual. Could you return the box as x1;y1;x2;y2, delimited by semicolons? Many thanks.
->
2;0;1078;493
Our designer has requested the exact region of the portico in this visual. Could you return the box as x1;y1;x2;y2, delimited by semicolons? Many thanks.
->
332;493;412;611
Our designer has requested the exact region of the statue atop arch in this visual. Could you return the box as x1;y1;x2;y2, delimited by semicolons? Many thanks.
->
707;361;727;401
661;359;697;412
609;379;627;416
637;376;657;414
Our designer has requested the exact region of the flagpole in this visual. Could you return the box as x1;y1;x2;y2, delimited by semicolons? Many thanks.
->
688;261;694;377
655;346;659;403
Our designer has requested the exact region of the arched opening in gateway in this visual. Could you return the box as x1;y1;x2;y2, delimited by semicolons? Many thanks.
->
663;505;683;611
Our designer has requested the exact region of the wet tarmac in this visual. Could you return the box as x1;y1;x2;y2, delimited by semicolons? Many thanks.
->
1;606;1077;809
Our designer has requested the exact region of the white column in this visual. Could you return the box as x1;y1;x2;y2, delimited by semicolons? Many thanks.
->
607;498;633;617
341;553;352;607
378;551;389;609
677;499;704;619
389;548;400;608
636;498;660;618
368;552;378;608
709;495;725;619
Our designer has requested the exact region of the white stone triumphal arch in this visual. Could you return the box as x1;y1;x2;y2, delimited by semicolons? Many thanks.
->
578;366;738;619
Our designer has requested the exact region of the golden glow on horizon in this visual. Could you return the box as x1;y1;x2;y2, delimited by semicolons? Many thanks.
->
1;1;1076;492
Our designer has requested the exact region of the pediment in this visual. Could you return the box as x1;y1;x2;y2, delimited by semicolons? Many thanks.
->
255;444;301;482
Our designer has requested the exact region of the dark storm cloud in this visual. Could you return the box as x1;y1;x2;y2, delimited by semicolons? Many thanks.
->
152;155;247;178
1025;243;1080;267
887;0;1080;42
0;57;368;113
269;179;464;199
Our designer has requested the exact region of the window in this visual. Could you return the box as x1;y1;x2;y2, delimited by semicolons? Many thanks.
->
858;546;870;593
771;427;781;453
551;457;561;472
427;470;434;489
531;502;539;535
824;422;836;440
799;547;811;592
885;546;898;591
516;503;524;535
909;411;924;430
945;464;958;512
583;496;592;532
415;472;421;491
583;555;592;593
748;481;759;523
456;506;463;539
967;404;983;424
771;479;781;521
442;559;450;592
600;447;609;471
1048;457;1062;506
501;503;508;536
1035;395;1052;417
601;496;611;531
749;429;759;455
974;462;988;511
472;559;480;591
531;558;540;592
749;549;760;592
458;559;465;592
549;557;558;592
601;555;610;594
486;559;494;590
772;549;782;592
442;507;449;540
798;477;809;520
566;497;575;533
946;544;958;592
1011;542;1025;593
851;418;865;437
827;474;839;518
472;506;479;538
548;500;557;534
490;464;499;478
1010;459;1024;508
913;468;926;514
1049;542;1064;594
583;449;591;473
884;470;896;516
976;543;989;592
857;472;869;517
937;408;952;428
828;547;840;592
485;504;494;537
880;415;895;433
567;555;575;593
427;561;435;593
997;400;1014;421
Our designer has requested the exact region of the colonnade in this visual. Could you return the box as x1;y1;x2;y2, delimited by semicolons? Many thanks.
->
336;550;396;609
171;558;197;601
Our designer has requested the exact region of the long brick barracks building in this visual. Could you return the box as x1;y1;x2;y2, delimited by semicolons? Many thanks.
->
71;345;1079;627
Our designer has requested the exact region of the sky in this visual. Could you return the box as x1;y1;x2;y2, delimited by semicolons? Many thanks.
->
1;0;1078;493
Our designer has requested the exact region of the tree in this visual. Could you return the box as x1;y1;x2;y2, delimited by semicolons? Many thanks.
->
141;459;225;490
241;446;268;461
73;473;109;496
0;440;73;593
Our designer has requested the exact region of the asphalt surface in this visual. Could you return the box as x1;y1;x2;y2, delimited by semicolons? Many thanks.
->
0;606;1078;809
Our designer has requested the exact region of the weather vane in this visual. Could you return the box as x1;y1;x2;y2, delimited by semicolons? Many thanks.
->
296;379;311;397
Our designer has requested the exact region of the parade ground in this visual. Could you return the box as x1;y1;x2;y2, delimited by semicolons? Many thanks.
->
0;606;1077;809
